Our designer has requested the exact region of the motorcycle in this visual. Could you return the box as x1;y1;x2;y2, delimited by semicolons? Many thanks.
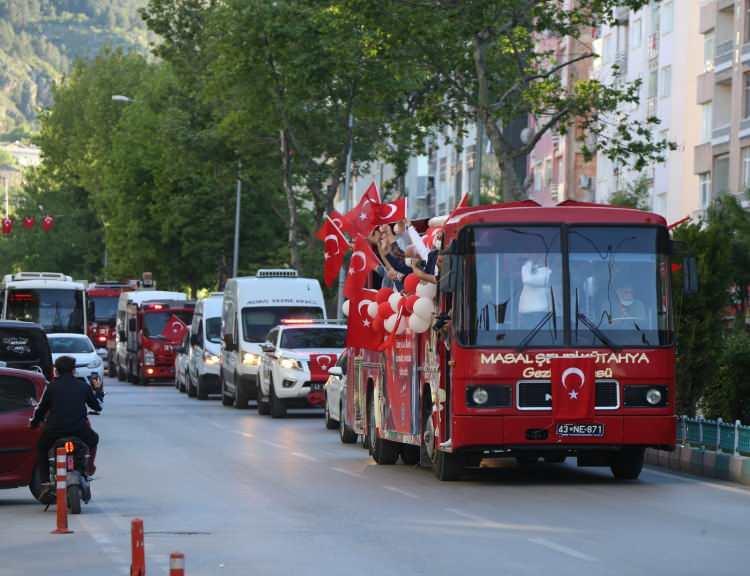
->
42;437;92;514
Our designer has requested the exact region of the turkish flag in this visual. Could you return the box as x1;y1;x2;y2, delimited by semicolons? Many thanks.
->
341;182;380;237
41;215;55;232
347;288;383;350
316;215;350;287
343;235;380;298
1;217;12;235
22;216;35;230
551;356;596;422
162;315;188;341
377;197;406;225
309;353;338;381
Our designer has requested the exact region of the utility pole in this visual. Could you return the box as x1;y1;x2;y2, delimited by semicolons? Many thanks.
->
336;113;354;320
233;161;242;278
473;118;484;206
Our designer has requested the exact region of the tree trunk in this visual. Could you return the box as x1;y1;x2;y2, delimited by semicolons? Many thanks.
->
280;129;301;270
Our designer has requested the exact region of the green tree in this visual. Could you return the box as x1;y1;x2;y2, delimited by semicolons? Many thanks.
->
609;174;651;210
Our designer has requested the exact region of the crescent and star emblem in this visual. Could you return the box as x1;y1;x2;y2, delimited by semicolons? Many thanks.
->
381;203;398;220
348;251;366;275
357;299;372;327
561;367;585;400
324;234;340;260
315;355;333;370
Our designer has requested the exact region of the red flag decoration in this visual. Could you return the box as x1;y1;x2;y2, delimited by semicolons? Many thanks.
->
41;215;55;232
328;210;347;233
551;356;596;423
377;197;406;225
2;217;12;235
343;235;380;298
346;288;383;350
341;182;380;237
22;216;35;230
316;215;350;287
162;315;188;341
308;353;338;381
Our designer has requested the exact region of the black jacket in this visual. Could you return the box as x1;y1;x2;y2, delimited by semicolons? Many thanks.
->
30;374;102;431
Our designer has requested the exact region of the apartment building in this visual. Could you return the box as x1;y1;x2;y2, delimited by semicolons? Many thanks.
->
695;0;750;207
596;2;702;222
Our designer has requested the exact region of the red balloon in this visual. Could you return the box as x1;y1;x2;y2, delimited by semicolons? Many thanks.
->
378;301;392;318
376;287;392;303
403;273;420;294
402;294;420;314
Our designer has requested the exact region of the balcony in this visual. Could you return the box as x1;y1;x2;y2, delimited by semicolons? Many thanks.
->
712;123;731;146
714;40;734;73
718;0;735;11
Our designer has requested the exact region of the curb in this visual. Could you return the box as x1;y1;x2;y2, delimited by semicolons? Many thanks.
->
645;445;750;486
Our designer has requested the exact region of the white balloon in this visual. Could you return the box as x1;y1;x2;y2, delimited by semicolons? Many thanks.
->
416;281;437;299
412;297;434;320
409;313;431;333
396;315;408;335
342;300;350;317
384;314;398;333
367;301;379;319
388;292;402;313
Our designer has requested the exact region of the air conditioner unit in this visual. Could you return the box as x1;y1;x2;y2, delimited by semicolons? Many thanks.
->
256;269;299;278
613;7;630;25
579;175;592;189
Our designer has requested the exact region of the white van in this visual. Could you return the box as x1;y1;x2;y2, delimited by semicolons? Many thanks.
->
187;292;223;399
220;270;326;408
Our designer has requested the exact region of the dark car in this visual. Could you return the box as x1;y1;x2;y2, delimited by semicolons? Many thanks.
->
0;367;47;500
0;320;53;380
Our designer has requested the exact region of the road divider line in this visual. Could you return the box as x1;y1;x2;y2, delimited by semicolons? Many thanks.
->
383;485;419;499
529;537;597;562
262;440;287;449
291;451;319;462
239;432;254;438
444;508;578;534
332;467;364;479
645;467;750;497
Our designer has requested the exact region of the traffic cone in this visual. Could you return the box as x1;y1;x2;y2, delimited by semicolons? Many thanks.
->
169;552;185;576
51;447;73;534
130;518;145;576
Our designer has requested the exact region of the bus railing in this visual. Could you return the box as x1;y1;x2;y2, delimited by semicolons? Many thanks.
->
677;416;750;457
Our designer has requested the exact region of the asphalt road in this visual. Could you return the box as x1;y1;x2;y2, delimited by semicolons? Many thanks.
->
1;376;747;576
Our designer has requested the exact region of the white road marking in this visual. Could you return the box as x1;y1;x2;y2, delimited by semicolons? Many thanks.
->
291;451;319;462
262;440;287;449
208;421;228;431
236;431;254;438
645;467;750;497
332;467;364;479
529;537;597;562
383;485;419;499
443;508;577;534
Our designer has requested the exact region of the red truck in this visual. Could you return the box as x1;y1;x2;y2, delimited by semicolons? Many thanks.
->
345;200;696;481
86;282;134;374
115;290;195;385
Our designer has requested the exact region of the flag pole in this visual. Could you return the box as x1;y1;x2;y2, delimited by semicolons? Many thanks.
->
336;113;354;321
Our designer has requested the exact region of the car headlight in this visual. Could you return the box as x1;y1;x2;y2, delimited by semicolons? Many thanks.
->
646;388;663;406
144;350;155;366
241;352;261;367
87;357;102;369
279;357;302;371
472;387;489;405
203;351;220;365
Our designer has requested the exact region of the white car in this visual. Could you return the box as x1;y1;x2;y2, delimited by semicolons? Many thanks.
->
257;322;346;418
324;352;358;444
174;330;191;394
47;333;104;384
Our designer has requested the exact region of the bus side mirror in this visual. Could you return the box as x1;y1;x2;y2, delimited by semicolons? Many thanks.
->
439;247;458;294
683;256;698;295
118;330;126;342
128;318;136;332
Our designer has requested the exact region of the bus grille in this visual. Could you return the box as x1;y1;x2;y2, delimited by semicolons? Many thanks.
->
517;380;619;410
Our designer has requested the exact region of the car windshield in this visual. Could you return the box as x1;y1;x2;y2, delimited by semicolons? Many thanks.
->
5;288;85;333
458;226;564;347
569;226;672;347
143;311;193;338
281;328;346;349
89;296;119;323
205;317;222;343
48;336;94;354
242;307;324;342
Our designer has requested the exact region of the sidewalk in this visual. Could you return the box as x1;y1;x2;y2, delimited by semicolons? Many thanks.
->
646;445;750;486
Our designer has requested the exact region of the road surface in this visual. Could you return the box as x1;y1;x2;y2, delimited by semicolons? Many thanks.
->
1;377;747;575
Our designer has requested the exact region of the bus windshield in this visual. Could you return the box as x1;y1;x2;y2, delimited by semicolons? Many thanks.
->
142;311;194;338
89;296;119;324
5;289;85;334
457;225;672;348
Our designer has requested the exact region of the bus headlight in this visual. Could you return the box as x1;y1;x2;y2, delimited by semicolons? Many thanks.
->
646;388;662;406
144;350;155;366
203;351;220;365
241;352;261;367
279;357;302;371
472;387;489;405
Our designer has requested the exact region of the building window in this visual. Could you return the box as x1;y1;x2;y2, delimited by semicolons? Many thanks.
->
631;19;642;48
699;173;712;208
714;155;730;196
746;0;750;44
533;165;542;194
704;32;715;72
659;66;672;98
603;34;613;63
743;148;750;193
701;103;713;143
650;2;661;35
543;159;552;187
439;157;447;182
661;1;673;35
744;74;750;118
648;67;658;99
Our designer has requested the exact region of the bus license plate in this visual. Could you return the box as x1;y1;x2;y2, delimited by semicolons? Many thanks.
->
556;423;604;437
310;382;323;391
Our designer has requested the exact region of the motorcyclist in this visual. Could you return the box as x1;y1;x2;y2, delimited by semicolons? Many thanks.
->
30;355;102;489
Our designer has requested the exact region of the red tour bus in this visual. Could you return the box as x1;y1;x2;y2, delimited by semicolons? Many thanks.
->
346;200;696;481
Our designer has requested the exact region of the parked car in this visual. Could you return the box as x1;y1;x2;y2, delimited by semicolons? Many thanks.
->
47;333;104;385
0;320;53;380
0;366;48;501
323;351;358;444
187;293;223;400
174;330;191;394
257;322;346;418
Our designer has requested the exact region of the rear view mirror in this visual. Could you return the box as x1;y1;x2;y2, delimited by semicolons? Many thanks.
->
327;366;343;377
118;330;126;342
683;256;698;295
224;333;235;351
260;343;275;353
190;334;199;346
439;254;457;294
128;318;136;332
